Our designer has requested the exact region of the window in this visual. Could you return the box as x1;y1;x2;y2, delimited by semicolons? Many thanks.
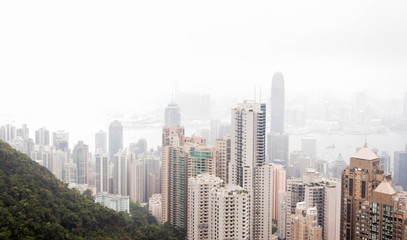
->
361;181;366;199
349;178;354;196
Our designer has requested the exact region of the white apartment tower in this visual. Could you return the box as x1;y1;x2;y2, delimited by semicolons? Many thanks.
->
229;101;267;239
96;152;109;193
187;173;251;240
209;184;251;240
229;101;266;189
113;149;128;196
187;174;223;240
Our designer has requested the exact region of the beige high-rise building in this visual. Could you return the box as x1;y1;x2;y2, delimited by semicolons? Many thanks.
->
282;169;341;240
278;191;289;239
161;126;184;225
290;202;322;240
323;179;341;240
253;163;274;239
340;143;407;240
147;172;156;200
284;170;322;240
355;179;407;239
340;144;385;239
273;164;286;220
212;134;231;184
161;125;213;229
128;153;146;202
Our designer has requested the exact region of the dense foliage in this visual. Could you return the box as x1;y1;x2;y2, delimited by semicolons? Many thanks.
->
0;140;185;239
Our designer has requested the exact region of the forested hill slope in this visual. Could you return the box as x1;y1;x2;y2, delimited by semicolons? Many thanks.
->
0;140;184;239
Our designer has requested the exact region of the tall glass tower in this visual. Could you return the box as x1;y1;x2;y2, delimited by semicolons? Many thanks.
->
165;101;181;127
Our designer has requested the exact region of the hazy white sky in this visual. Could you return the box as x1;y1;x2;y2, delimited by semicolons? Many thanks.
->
1;0;407;148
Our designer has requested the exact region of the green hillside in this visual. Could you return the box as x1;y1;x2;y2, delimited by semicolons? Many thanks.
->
0;140;184;239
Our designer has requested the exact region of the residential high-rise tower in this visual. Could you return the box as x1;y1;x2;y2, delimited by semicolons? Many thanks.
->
72;141;89;184
340;144;386;239
95;130;107;154
109;120;123;159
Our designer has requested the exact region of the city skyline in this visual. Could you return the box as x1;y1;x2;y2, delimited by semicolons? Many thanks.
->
1;1;407;135
2;1;407;239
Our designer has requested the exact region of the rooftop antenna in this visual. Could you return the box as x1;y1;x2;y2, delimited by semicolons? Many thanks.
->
259;86;262;103
254;87;257;103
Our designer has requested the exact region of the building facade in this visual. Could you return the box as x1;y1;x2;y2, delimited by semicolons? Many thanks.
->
72;141;89;184
165;101;181;127
340;144;386;239
108;120;123;159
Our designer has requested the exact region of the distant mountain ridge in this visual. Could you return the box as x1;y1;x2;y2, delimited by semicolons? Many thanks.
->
0;140;184;240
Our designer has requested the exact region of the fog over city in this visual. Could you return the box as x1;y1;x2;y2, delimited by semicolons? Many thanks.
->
1;0;407;158
2;1;407;239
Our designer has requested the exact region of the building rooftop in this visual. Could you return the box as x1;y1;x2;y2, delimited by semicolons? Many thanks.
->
374;179;396;195
352;143;379;160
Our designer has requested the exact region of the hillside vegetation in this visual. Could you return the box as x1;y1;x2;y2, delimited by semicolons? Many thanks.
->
0;140;184;239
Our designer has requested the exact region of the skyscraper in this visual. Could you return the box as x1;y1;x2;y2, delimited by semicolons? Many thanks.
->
161;126;185;225
379;151;391;175
35;127;49;146
4;124;17;142
269;133;289;166
165;101;181;127
128;152;147;202
161;125;212;229
403;92;407;119
272;164;286;220
16;124;29;139
229;100;266;189
53;130;69;151
187;174;251;240
95;152;109;193
109;120;123;159
269;72;289;166
212;134;231;184
229;101;269;239
187;174;223;240
95;130;107;154
254;163;275;239
270;72;285;134
323;179;341;240
340;144;386;239
161;136;188;228
359;179;407;239
72;141;89;184
113;149;128;196
394;145;407;190
280;169;340;240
